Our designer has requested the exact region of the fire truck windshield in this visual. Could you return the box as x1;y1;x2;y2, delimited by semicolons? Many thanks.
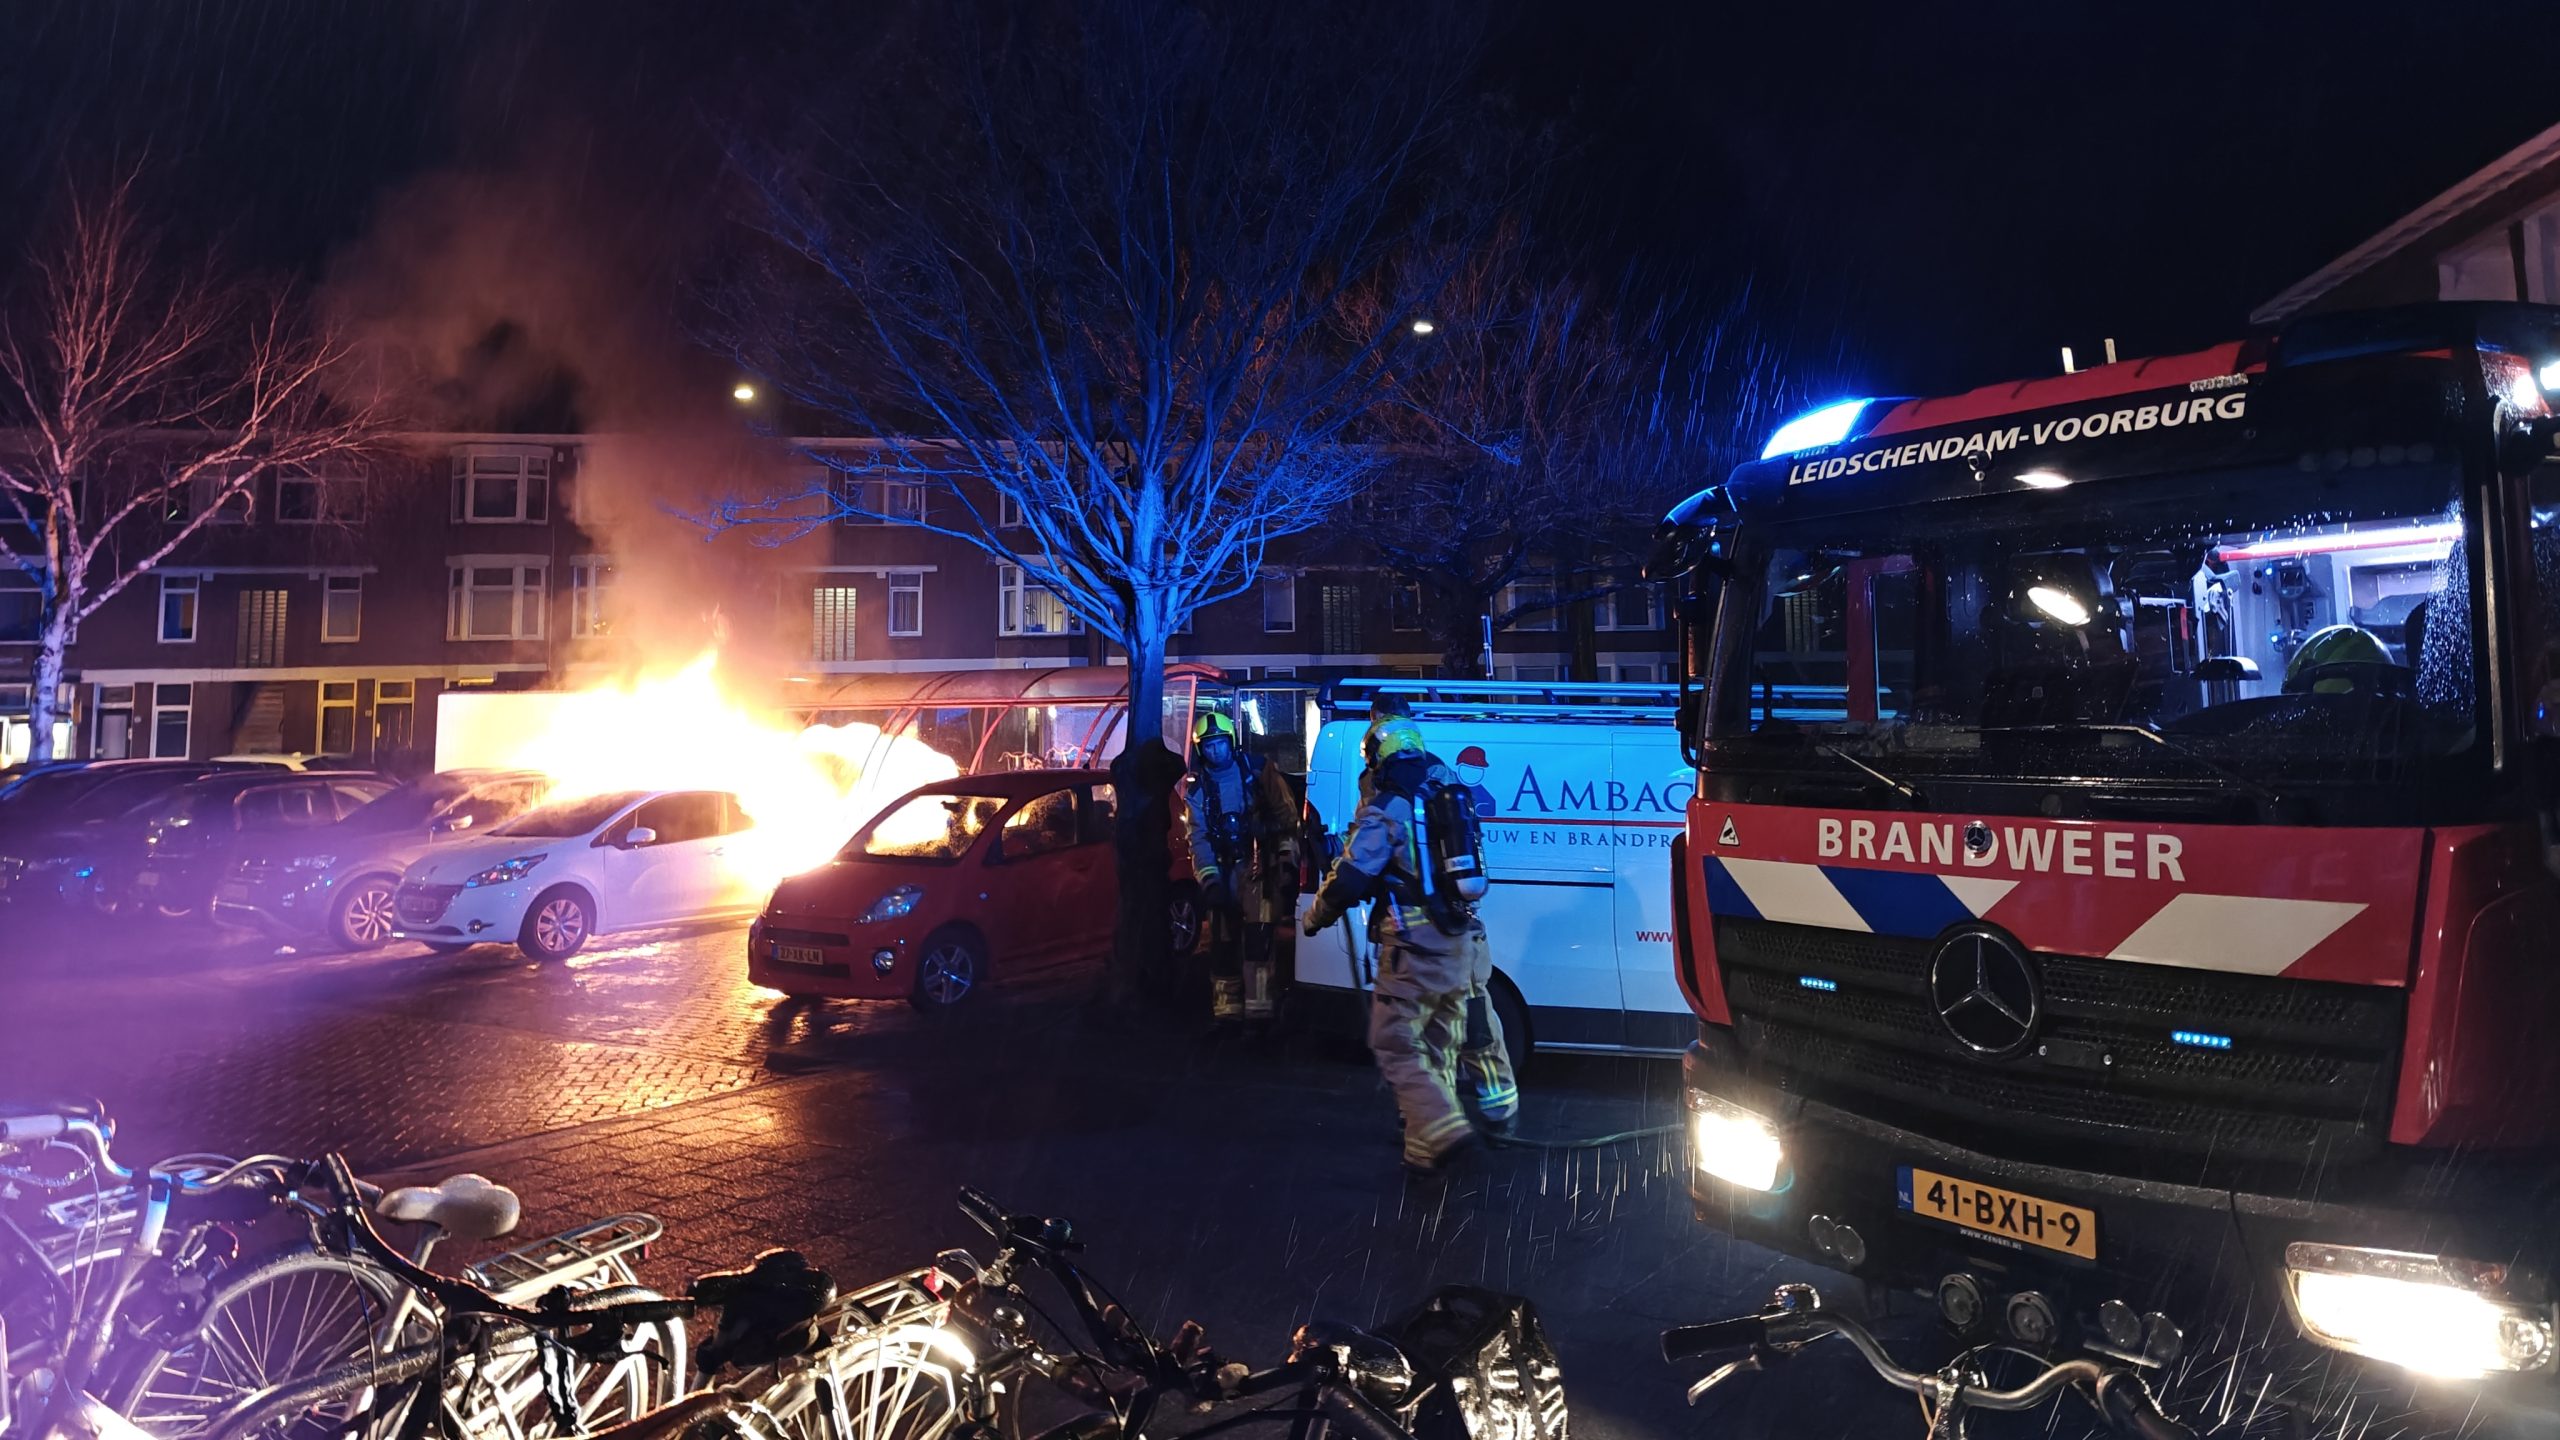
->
1702;456;2490;815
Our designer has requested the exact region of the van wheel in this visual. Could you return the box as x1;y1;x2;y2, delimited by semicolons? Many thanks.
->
910;927;986;1012
1490;976;1531;1078
519;887;594;962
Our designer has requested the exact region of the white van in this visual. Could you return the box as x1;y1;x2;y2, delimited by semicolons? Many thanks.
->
1295;680;1692;1065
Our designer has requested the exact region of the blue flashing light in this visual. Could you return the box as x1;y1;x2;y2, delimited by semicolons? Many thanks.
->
2170;1029;2233;1051
1797;975;1838;993
1760;399;1872;460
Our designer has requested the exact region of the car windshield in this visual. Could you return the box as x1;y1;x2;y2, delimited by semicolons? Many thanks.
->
1706;456;2484;808
851;790;1010;862
495;790;644;838
339;778;470;833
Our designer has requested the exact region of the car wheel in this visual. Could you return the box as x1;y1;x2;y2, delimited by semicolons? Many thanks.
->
519;887;594;962
1166;886;1201;957
1490;974;1532;1079
328;876;400;950
908;928;985;1012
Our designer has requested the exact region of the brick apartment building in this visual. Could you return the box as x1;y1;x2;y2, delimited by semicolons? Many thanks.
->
1;433;1672;771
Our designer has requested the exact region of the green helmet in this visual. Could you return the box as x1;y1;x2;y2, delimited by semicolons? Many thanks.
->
1369;716;1427;761
1195;711;1237;743
2284;624;2393;694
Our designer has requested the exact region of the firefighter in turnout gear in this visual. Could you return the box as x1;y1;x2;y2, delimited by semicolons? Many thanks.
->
1303;717;1518;1174
1179;711;1300;1026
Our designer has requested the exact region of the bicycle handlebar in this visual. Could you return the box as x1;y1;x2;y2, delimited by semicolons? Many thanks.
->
0;1114;69;1144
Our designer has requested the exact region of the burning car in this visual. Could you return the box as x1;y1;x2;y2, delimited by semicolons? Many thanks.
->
748;771;1123;1010
393;787;765;961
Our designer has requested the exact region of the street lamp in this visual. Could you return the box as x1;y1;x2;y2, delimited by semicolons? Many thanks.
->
732;383;758;403
1409;319;1436;336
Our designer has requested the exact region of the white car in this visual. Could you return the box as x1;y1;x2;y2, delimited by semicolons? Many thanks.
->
392;788;763;961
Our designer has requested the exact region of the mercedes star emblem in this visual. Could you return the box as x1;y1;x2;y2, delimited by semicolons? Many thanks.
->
1928;927;2042;1056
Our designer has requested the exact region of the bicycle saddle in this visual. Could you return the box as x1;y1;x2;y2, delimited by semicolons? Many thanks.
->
377;1173;522;1241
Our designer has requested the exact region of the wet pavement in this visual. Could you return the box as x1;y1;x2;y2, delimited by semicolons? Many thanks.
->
0;920;2511;1439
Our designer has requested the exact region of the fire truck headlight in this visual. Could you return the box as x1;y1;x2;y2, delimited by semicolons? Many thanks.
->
1689;1090;1785;1192
2283;1243;2555;1378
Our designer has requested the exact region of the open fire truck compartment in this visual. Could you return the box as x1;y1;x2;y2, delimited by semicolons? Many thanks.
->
1660;303;2560;1398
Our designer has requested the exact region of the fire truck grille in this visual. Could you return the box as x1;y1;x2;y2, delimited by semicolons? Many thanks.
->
396;883;462;927
1716;917;2404;1163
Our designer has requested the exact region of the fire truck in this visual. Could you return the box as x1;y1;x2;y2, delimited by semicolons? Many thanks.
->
1648;303;2560;1395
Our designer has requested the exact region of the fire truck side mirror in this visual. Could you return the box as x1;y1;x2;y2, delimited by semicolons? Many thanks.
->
2194;656;2262;683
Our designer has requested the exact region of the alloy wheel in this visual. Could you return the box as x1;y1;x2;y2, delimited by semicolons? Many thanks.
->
918;942;975;1005
341;883;397;946
534;897;587;954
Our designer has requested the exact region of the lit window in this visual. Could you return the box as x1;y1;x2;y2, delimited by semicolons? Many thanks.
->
159;574;200;643
449;447;552;524
1262;574;1297;633
838;478;926;525
812;587;859;661
998;562;1081;636
446;562;547;640
889;571;924;637
570;559;616;637
321;575;362;643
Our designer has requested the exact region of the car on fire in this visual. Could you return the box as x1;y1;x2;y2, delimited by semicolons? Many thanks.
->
748;770;1122;1011
212;769;551;950
392;787;765;961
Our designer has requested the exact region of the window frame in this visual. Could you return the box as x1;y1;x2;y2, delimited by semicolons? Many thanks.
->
317;680;358;756
569;558;616;637
446;561;548;641
151;682;193;759
158;574;201;645
320;574;363;643
888;571;925;638
237;588;289;667
1500;576;1560;634
812;585;860;662
449;447;553;525
275;473;367;525
1262;573;1298;633
836;477;927;526
997;561;1083;637
1592;582;1661;632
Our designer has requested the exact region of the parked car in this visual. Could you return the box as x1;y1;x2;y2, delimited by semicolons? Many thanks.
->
211;769;552;950
748;770;1124;1011
125;770;395;917
0;763;262;916
392;788;764;961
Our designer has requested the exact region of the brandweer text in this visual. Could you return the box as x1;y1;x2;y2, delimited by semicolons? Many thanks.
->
1816;817;2186;882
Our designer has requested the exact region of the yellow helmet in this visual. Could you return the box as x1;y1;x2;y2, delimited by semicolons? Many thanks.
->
2284;624;2393;694
1195;711;1237;743
1370;716;1427;761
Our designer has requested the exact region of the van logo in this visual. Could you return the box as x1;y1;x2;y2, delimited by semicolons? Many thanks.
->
1717;816;1740;846
1928;927;2041;1057
1963;821;1993;856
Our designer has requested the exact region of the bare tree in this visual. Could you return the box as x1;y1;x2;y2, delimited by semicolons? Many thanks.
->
1350;229;1788;675
0;180;378;762
709;1;1477;1004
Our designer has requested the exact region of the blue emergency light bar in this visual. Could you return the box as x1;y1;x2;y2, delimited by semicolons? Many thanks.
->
1759;398;1873;459
2170;1029;2233;1051
1798;975;1838;993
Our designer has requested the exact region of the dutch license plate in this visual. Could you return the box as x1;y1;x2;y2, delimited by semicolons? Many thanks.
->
216;882;252;906
133;869;160;890
1898;1165;2097;1261
773;944;826;967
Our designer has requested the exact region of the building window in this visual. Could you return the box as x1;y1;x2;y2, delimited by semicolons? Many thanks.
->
998;562;1081;636
449;447;551;524
186;472;254;525
317;681;357;756
374;679;414;756
1503;664;1564;682
1500;576;1558;633
888;571;924;637
1260;665;1296;679
159;574;199;643
276;473;366;524
1593;581;1659;631
1262;574;1297;633
151;682;192;759
1320;584;1361;654
570;559;616;637
94;684;135;759
998;492;1027;528
812;587;859;661
1599;661;1656;683
0;582;37;644
321;575;362;643
238;589;289;666
447;563;546;640
1391;581;1423;632
837;477;926;525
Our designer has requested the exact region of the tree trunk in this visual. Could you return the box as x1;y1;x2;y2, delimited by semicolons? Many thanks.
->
27;600;71;765
1105;633;1180;1013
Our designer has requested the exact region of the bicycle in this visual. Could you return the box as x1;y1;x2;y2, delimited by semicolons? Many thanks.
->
1;1108;678;1440
1662;1282;2194;1440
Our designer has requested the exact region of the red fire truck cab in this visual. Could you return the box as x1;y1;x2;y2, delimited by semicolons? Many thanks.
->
1652;304;2560;1399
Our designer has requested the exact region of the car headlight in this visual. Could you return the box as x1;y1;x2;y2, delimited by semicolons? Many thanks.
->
286;854;337;871
463;854;547;888
859;884;925;923
1689;1089;1786;1192
2283;1243;2556;1377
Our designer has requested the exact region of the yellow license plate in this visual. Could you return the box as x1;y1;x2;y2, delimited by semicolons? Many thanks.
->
773;944;826;967
1899;1166;2096;1260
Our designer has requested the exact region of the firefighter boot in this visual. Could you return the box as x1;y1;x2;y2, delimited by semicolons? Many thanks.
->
1209;976;1245;1025
1241;959;1277;1025
1463;991;1519;1140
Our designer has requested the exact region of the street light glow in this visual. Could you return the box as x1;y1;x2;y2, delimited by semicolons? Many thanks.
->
1409;318;1435;336
732;383;758;402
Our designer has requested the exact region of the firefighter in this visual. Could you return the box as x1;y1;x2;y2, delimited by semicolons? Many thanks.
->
1303;717;1517;1175
1179;711;1299;1028
2283;624;2399;694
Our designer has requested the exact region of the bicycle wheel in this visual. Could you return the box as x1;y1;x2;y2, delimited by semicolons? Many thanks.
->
108;1248;422;1440
753;1281;984;1440
441;1303;681;1440
0;1222;129;1367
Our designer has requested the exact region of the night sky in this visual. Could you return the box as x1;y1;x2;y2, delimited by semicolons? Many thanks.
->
6;1;2559;407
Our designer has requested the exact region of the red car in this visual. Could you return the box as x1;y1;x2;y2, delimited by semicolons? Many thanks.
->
749;770;1142;1009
